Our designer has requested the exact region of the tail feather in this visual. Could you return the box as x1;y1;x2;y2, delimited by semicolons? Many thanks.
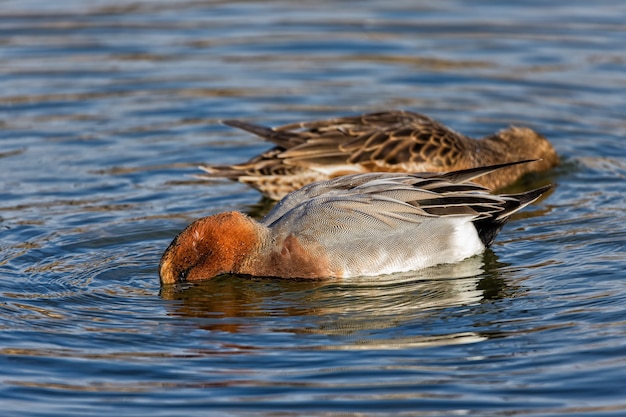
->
221;120;298;148
437;159;541;185
497;184;552;220
473;183;551;247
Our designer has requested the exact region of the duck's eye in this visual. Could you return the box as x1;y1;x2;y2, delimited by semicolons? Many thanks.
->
179;268;189;281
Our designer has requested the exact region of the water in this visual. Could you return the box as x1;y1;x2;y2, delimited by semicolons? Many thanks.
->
1;1;626;415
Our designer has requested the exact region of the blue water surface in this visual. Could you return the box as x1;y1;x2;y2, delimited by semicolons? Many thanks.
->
1;1;626;416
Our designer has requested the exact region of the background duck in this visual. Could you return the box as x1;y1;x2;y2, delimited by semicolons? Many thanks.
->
199;110;559;200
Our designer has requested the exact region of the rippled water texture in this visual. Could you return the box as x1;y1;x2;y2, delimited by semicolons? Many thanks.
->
2;1;626;416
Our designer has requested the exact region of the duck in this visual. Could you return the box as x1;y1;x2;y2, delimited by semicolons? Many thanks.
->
198;110;558;200
160;160;551;284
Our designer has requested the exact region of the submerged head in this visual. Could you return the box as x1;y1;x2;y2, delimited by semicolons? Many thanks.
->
474;127;559;189
490;127;559;168
159;212;259;285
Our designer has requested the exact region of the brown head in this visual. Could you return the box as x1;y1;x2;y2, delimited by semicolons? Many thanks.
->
484;127;559;167
474;127;559;189
159;212;262;285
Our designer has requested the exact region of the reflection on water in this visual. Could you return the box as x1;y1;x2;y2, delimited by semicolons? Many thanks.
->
161;253;515;348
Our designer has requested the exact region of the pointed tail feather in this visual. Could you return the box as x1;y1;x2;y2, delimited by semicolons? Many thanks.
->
496;184;552;220
473;183;551;247
221;120;297;148
437;159;542;185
